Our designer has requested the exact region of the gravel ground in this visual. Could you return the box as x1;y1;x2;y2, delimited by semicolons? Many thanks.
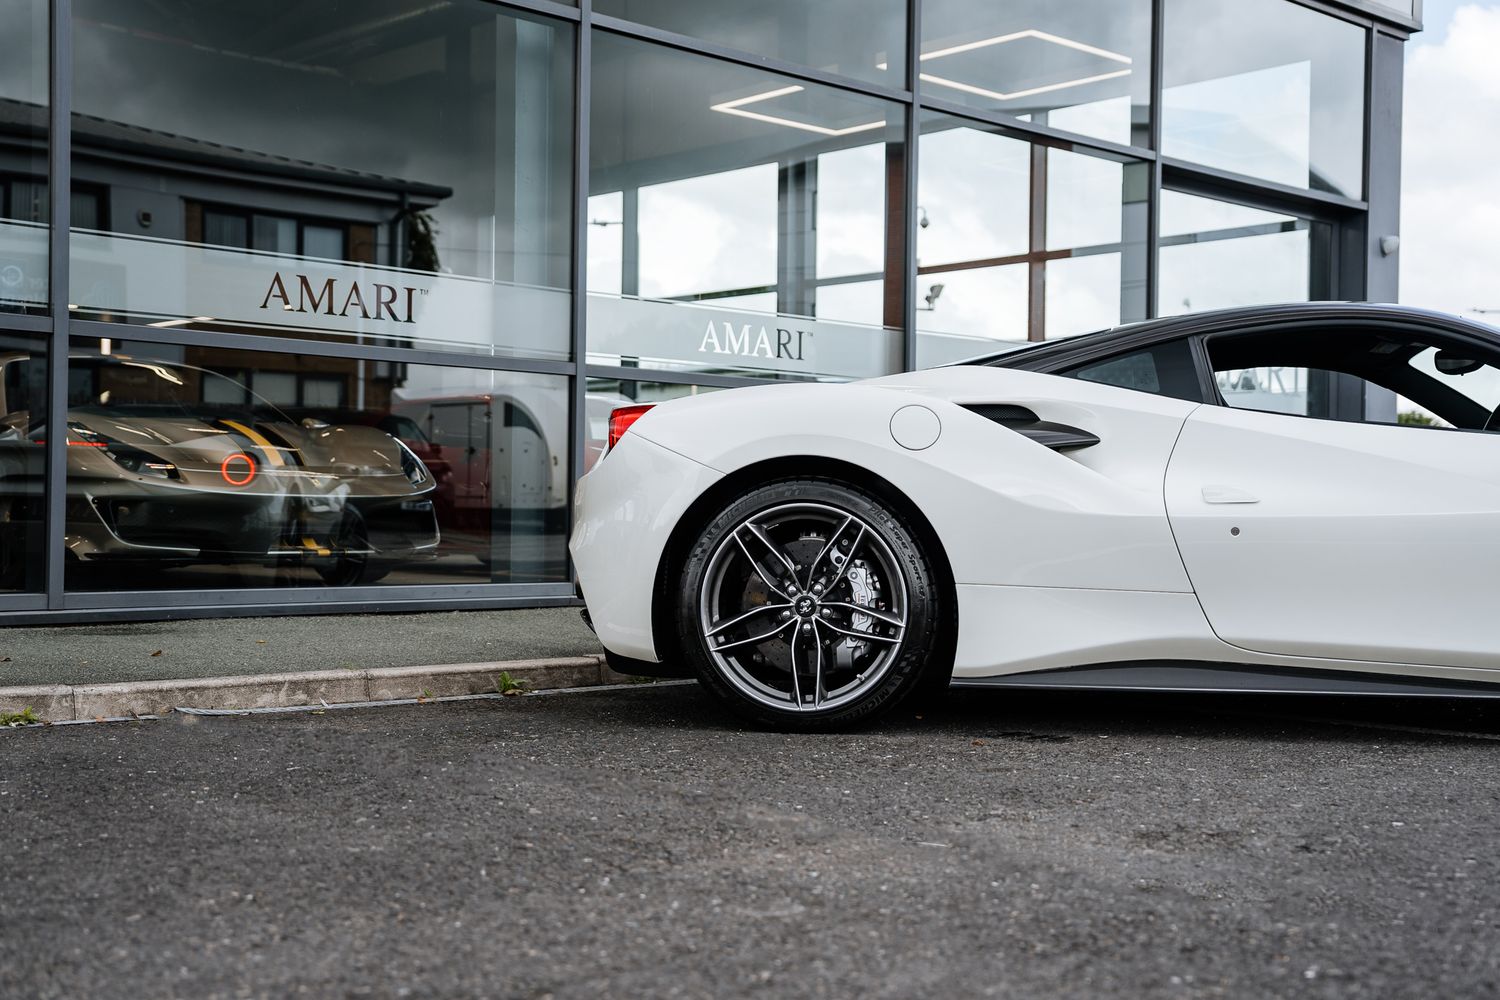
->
0;607;598;687
3;683;1500;998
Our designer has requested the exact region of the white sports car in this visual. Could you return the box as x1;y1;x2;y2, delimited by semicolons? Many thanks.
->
571;304;1500;728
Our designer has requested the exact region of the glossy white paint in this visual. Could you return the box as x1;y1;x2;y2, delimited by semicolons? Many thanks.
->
625;368;1200;594
889;404;941;450
571;430;722;661
569;363;1500;685
1165;405;1500;670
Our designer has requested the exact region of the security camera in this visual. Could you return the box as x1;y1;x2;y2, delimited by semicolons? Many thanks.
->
918;283;945;311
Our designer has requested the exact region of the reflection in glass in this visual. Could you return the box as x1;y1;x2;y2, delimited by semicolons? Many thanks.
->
1158;190;1327;316
1046;253;1123;338
638;165;777;299
1046;149;1123;251
915;113;1146;362
588;33;903;380
70;0;575;357
63;340;569;592
0;0;49;314
593;0;905;87
1163;0;1365;197
586;191;625;296
920;0;1152;147
0;332;46;590
917;124;1030;267
915;265;1028;368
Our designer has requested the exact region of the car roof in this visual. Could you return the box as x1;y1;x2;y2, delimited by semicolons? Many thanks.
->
958;302;1500;371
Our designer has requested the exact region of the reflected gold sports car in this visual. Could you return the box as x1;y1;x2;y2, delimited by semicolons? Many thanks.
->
0;353;438;585
573;304;1500;729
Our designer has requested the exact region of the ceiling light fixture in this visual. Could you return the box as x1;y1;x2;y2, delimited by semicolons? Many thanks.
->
877;29;1132;103
710;85;885;137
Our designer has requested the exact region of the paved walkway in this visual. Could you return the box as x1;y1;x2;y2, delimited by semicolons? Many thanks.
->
0;606;602;688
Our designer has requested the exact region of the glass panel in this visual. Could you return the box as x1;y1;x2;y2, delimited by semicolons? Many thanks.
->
0;332;47;591
1067;340;1204;402
917;121;1030;268
0;0;49;314
1163;0;1366;198
204;212;249;250
1045;253;1122;338
586;192;625;296
253;216;298;257
303;226;345;262
64;339;569;591
1043;150;1147;337
70;1;574;359
638;165;777;298
919;0;1152;148
1158;190;1323;316
915;113;1147;361
1215;366;1322;416
592;0;905;87
1411;347;1500;415
915;264;1029;368
589;33;904;380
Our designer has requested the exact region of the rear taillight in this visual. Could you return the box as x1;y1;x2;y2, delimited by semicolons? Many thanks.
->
607;404;655;452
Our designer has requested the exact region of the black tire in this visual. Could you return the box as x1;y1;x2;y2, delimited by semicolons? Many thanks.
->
675;478;949;730
315;507;391;587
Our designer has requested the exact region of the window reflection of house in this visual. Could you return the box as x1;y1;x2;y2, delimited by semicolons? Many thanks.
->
0;96;452;271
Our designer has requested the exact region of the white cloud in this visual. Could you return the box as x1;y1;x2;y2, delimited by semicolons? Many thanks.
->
1400;4;1500;321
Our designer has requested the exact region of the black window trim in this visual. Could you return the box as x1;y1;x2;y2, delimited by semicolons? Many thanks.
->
977;305;1500;424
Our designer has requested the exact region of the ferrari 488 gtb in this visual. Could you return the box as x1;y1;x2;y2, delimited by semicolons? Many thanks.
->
572;304;1500;728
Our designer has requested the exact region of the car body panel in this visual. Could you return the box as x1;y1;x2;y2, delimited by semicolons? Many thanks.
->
621;368;1199;593
1165;403;1500;670
571;431;722;661
574;367;1204;664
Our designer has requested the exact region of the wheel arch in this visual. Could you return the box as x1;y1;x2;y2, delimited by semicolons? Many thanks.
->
649;455;958;673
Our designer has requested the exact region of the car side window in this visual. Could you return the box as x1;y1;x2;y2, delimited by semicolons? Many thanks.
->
1215;366;1363;418
1206;326;1500;431
1062;339;1206;403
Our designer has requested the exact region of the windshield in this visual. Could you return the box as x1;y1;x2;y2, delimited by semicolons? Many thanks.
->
63;358;295;424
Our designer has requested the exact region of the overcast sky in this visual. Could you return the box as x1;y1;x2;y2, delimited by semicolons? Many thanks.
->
1400;1;1500;323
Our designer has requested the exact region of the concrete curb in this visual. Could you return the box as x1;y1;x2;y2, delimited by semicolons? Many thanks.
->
0;655;623;722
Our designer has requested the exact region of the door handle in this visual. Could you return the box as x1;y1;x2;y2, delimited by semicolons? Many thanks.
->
1201;485;1259;504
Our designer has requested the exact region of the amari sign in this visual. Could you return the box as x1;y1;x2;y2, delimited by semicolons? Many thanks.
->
697;320;813;362
587;293;898;379
65;230;568;358
259;272;422;324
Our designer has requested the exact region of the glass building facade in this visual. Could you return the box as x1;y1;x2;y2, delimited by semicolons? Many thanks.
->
0;0;1418;620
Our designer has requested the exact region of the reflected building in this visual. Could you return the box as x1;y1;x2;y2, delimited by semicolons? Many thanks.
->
0;0;1419;618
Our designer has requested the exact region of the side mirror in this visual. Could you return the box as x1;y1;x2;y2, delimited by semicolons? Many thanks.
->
1434;350;1484;376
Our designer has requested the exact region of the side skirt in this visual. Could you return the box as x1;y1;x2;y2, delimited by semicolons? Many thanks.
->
949;661;1500;699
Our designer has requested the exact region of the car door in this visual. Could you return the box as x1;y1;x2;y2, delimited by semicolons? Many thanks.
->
1164;327;1500;671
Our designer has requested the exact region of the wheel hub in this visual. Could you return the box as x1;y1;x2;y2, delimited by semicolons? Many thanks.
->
698;501;910;713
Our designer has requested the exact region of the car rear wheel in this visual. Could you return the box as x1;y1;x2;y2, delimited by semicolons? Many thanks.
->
316;507;391;587
675;478;947;730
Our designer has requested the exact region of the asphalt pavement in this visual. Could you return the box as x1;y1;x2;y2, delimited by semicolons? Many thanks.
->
4;683;1500;999
0;607;599;688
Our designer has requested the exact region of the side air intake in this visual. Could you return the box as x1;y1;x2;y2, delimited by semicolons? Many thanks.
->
960;404;1100;451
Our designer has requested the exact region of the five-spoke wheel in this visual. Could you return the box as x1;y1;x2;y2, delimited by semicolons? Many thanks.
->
677;479;946;728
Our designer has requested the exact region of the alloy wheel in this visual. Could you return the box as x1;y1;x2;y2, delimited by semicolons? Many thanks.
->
696;501;909;713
